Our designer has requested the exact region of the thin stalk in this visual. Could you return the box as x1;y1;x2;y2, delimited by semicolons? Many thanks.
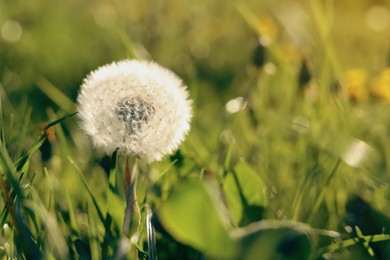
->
122;158;141;239
146;206;157;260
290;178;306;221
316;233;390;257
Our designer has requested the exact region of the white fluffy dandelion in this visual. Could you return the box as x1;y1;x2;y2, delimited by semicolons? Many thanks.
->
77;59;192;162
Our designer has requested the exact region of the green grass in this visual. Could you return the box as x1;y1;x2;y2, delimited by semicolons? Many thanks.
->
1;0;390;259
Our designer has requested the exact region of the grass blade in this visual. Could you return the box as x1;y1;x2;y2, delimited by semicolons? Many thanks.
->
0;96;5;144
106;149;118;220
152;159;177;184
35;77;75;113
87;202;101;260
102;150;118;259
307;159;341;224
65;189;79;236
0;140;22;197
15;112;78;172
14;201;42;259
67;156;105;224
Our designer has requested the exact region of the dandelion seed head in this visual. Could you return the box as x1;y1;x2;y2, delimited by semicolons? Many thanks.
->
115;97;155;135
77;59;192;162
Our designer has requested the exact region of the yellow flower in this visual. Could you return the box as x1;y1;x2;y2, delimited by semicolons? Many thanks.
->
255;13;279;44
277;43;302;65
370;68;390;101
342;69;368;102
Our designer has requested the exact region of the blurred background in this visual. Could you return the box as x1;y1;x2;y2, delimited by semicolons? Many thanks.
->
1;0;389;116
2;0;390;258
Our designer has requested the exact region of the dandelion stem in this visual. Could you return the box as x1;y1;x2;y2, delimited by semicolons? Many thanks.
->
122;157;141;250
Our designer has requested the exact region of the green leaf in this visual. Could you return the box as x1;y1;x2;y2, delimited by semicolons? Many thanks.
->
234;158;266;207
223;158;266;226
223;172;243;226
158;180;238;258
233;220;312;260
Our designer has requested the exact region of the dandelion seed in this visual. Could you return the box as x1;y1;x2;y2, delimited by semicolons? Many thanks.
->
77;59;192;162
